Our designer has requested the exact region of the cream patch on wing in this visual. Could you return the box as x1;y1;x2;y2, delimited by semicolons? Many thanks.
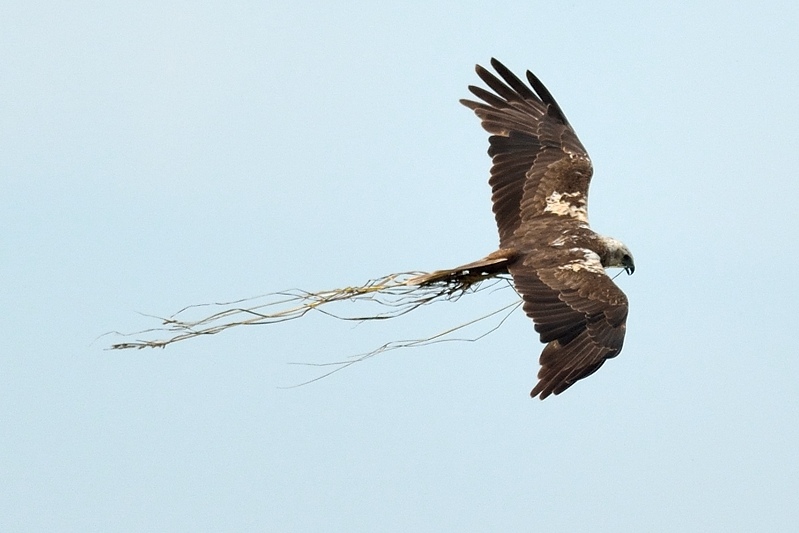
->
558;248;605;275
543;191;589;222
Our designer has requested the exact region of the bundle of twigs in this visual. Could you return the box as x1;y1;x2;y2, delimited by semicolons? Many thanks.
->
108;271;521;378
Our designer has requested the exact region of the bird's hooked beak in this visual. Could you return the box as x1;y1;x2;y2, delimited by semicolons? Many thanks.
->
622;254;635;275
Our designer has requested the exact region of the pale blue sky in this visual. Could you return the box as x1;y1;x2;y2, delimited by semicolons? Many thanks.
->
3;1;799;531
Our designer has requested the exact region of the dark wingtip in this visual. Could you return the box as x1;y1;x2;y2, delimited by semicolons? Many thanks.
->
530;384;550;400
525;69;570;126
459;97;479;110
489;57;505;70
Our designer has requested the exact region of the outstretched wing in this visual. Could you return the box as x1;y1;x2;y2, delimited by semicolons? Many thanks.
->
508;251;629;399
461;58;593;246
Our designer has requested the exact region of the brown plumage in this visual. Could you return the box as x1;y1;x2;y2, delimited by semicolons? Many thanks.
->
415;59;634;399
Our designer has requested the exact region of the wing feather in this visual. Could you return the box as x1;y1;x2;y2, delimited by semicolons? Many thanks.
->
461;59;592;246
509;256;629;399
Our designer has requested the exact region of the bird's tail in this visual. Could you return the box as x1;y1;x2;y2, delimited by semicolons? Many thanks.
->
406;249;517;286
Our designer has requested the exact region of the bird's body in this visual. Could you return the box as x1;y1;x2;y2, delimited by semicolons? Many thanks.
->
413;59;634;399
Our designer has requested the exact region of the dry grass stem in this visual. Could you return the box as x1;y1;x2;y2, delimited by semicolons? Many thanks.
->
108;271;518;352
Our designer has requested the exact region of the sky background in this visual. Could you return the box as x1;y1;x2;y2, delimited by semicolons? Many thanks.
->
3;1;799;531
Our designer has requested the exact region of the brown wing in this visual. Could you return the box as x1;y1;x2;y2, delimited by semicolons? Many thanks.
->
508;253;629;399
461;58;593;246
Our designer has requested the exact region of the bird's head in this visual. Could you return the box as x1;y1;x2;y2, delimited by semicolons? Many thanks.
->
598;236;635;276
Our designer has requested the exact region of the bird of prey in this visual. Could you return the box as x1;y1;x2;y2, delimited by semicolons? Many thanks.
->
413;59;634;399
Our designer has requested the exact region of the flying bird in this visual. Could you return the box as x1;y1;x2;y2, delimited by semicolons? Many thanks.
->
110;58;635;399
413;59;635;399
